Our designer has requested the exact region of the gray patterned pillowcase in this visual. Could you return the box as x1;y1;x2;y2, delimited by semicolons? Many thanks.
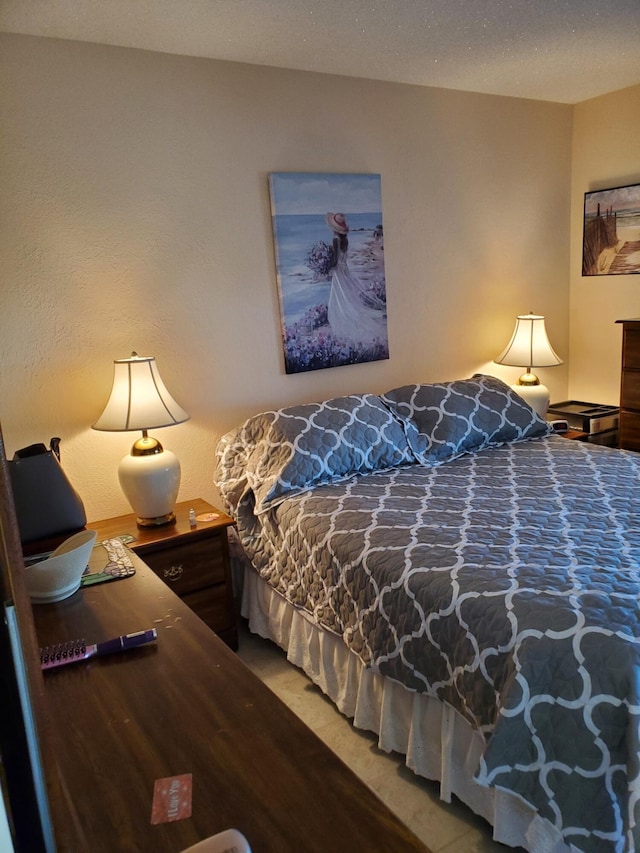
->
382;374;551;465
227;394;415;514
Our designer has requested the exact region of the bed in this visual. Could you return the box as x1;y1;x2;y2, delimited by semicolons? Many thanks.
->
214;374;640;853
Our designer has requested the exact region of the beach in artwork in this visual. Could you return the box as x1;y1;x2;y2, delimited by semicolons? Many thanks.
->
269;173;389;374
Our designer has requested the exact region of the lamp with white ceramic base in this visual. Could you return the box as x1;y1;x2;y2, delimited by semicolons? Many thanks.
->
494;313;563;417
92;353;189;527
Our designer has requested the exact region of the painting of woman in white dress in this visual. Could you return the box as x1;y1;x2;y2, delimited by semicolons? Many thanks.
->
269;172;389;374
325;211;387;345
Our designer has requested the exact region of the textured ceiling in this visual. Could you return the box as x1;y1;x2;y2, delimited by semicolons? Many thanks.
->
1;0;639;104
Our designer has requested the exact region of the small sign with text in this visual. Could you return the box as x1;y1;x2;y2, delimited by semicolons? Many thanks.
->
151;773;192;824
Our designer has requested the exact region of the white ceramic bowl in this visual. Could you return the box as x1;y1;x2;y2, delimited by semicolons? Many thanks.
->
25;529;97;603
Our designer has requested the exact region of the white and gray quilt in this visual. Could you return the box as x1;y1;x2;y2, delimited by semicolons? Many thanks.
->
215;376;640;852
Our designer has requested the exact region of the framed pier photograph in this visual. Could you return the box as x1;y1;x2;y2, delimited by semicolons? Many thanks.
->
582;182;640;276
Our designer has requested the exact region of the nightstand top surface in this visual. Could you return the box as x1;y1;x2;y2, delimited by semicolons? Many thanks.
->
88;498;234;548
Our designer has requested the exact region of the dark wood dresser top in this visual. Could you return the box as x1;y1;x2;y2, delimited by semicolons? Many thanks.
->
32;551;430;853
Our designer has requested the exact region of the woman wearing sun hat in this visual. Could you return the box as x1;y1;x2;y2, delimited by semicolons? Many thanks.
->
325;212;386;346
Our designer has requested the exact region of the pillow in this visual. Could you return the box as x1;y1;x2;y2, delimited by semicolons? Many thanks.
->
224;394;415;514
382;374;551;465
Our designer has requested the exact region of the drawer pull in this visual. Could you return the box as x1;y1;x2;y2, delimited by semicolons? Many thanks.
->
164;564;184;582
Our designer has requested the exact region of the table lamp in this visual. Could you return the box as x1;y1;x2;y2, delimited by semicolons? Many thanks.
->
494;313;563;417
93;353;189;526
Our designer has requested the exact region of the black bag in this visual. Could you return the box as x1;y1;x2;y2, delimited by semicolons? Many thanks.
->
9;438;87;544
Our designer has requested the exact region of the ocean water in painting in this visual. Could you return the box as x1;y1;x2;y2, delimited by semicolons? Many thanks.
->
584;206;640;233
616;207;640;233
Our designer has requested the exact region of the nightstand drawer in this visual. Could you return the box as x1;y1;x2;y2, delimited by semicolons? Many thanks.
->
619;409;640;451
141;536;226;597
622;329;640;369
621;370;640;409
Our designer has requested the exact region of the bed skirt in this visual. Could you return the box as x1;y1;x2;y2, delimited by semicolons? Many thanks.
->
241;564;578;853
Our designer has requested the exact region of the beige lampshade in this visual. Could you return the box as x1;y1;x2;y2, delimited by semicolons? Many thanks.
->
92;353;189;432
494;313;563;371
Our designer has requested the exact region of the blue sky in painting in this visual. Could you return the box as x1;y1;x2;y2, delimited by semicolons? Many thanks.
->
269;172;382;215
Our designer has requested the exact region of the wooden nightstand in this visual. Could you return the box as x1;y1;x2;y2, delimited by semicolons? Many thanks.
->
553;428;619;446
88;499;238;650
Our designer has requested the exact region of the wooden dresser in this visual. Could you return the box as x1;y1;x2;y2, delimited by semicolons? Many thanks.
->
617;318;640;450
31;551;431;853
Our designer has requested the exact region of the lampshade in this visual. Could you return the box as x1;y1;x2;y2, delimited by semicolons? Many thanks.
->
494;313;562;417
93;353;189;527
92;354;189;431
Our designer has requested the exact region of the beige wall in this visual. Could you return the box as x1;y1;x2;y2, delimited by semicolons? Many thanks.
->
1;33;573;521
569;84;640;405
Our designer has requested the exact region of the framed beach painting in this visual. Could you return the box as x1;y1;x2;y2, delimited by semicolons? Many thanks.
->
582;182;640;276
269;172;389;374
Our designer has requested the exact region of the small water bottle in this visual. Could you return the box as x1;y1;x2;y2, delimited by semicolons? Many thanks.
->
188;507;197;527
